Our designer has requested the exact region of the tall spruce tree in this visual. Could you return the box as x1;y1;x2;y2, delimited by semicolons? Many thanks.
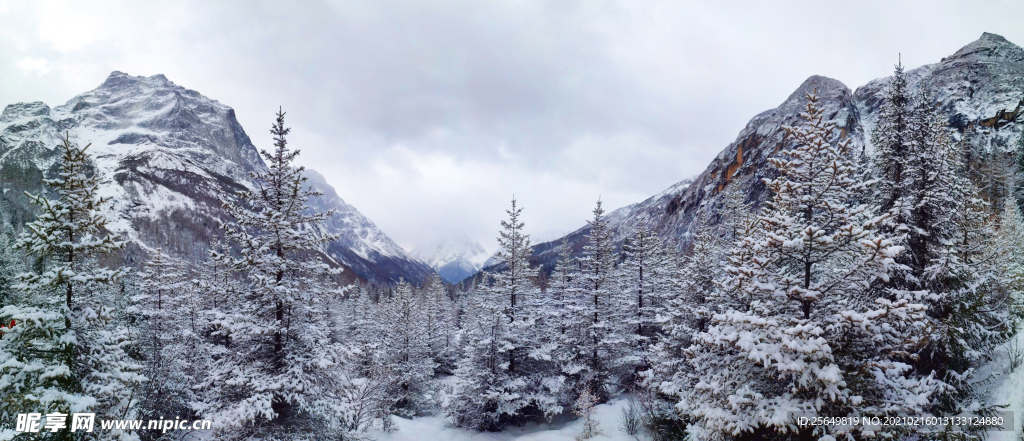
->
923;147;1016;421
422;274;458;373
1;133;142;440
644;215;714;408
615;225;671;375
1014;131;1024;214
550;237;588;408
872;60;914;225
448;198;557;429
681;93;936;440
378;279;435;416
194;109;356;439
0;226;22;310
130;249;197;423
577;199;620;401
994;199;1024;326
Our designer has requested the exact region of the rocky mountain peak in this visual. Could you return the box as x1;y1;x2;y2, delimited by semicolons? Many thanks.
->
0;72;435;284
1;102;51;122
59;71;265;179
98;71;173;92
943;32;1024;64
784;75;851;106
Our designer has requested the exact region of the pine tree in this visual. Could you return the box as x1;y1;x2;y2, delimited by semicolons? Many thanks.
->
550;237;588;407
646;215;715;403
332;283;395;433
902;91;952;285
1;133;142;440
576;199;621;401
448;283;512;430
681;93;935;440
994;198;1024;325
448;198;553;429
379;279;435;416
1014;131;1024;215
130;248;196;422
871;60;914;225
923;155;1015;421
194;109;356;439
0;226;23;310
493;198;539;379
878;90;1018;422
422;274;458;373
615;225;671;376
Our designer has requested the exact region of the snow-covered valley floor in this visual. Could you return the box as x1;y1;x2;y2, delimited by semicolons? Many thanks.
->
987;321;1024;441
375;398;648;441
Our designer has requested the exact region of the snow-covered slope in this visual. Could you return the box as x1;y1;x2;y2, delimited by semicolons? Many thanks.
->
0;71;433;284
529;32;1024;268
411;236;490;283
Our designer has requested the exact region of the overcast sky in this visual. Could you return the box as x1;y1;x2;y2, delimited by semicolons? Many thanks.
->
2;0;1022;254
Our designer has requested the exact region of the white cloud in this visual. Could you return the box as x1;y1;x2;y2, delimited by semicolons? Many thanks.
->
16;56;50;74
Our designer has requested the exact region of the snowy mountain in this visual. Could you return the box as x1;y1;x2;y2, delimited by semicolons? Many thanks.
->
0;71;433;284
411;236;490;283
527;32;1024;268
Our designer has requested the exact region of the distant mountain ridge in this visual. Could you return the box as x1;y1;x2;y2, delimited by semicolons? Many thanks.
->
521;32;1024;271
412;236;490;284
0;71;434;284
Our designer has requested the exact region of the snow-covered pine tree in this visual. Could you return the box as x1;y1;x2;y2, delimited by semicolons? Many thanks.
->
871;60;914;228
338;283;378;374
379;279;435;416
448;198;555;429
1015;129;1024;215
994;198;1024;325
902;91;957;285
330;283;395;434
615;225;671;376
922;141;1018;421
422;274;458;373
194;109;356;439
494;198;541;379
0;225;22;309
681;93;935;440
130;248;196;421
637;214;718;439
167;257;212;427
576;199;621;401
1;133;142;440
549;237;588;408
448;282;509;430
198;238;242;355
646;214;715;401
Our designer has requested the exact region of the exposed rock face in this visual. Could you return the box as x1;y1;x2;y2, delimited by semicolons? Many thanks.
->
526;33;1024;269
0;72;433;284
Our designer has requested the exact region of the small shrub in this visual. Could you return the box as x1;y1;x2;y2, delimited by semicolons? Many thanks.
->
618;398;642;437
1006;338;1024;374
574;387;603;441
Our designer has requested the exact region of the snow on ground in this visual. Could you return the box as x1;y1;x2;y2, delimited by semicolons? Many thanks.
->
376;398;648;441
987;321;1024;441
